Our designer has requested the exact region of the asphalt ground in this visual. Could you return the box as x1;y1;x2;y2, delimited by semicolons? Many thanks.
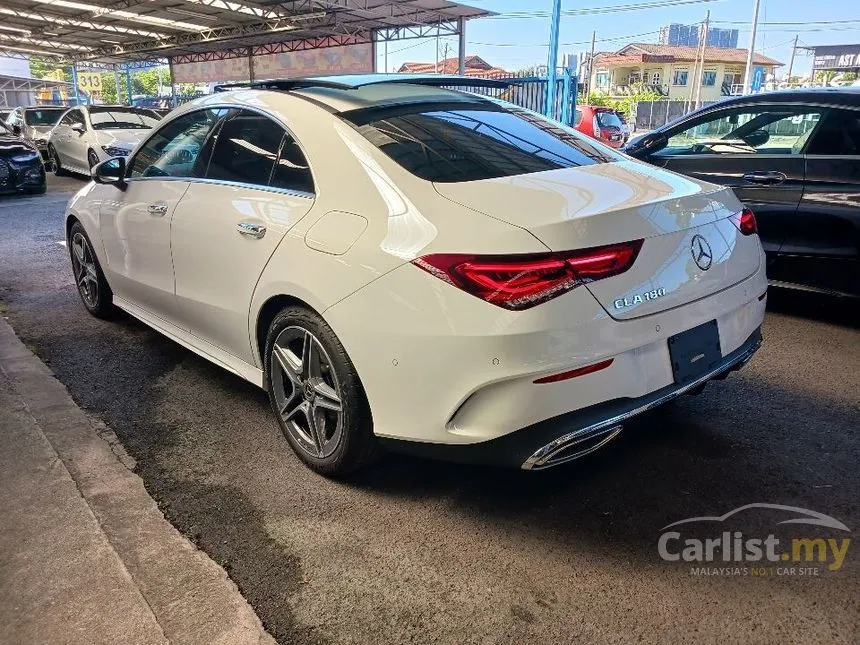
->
1;174;858;644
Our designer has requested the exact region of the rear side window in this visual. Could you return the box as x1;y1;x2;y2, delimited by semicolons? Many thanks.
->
206;110;283;186
342;101;616;183
805;109;860;156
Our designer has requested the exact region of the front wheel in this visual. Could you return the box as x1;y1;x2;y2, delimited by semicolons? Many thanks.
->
48;144;66;176
265;306;378;477
69;221;114;318
87;149;100;170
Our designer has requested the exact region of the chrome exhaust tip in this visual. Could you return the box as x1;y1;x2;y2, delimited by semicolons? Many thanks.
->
522;424;623;470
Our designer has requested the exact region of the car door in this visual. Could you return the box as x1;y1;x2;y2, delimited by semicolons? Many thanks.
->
50;110;74;165
771;107;860;296
170;108;315;364
98;108;227;323
65;108;90;170
645;104;825;259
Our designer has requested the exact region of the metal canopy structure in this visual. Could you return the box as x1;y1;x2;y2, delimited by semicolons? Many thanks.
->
0;0;490;64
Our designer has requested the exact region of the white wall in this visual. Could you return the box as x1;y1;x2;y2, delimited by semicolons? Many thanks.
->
0;56;31;78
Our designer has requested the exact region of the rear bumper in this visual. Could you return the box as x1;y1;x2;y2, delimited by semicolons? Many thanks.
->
379;326;762;469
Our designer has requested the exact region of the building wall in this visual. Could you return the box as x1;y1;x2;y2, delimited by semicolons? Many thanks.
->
591;61;771;101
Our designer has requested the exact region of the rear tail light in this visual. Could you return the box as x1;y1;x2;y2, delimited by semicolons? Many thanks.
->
412;240;643;310
731;207;757;235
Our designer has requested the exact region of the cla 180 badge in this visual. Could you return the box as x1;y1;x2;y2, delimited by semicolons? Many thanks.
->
614;287;667;309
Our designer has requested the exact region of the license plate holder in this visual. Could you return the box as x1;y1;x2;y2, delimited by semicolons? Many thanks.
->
668;320;722;385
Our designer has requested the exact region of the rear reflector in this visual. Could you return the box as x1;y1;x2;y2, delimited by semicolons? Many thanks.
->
534;358;614;384
413;240;643;310
731;207;758;236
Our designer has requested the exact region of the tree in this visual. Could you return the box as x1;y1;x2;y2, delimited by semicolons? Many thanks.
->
28;57;72;82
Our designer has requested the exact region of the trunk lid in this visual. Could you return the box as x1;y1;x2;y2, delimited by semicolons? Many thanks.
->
433;159;761;319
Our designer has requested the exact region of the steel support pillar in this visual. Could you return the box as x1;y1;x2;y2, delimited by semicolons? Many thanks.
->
71;63;80;105
544;0;562;117
125;67;133;106
458;18;466;76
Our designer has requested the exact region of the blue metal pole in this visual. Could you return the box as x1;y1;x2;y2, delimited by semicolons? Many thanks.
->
125;67;133;105
544;0;562;118
560;67;571;125
71;63;80;105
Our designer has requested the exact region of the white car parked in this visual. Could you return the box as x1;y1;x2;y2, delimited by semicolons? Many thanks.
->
48;105;161;175
65;75;766;476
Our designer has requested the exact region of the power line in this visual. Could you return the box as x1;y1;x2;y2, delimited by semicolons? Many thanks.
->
485;0;721;20
466;30;661;48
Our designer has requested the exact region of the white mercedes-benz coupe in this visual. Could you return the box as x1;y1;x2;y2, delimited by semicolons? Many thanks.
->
48;105;161;175
65;75;766;476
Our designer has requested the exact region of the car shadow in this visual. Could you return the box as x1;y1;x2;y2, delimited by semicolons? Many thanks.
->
766;288;859;328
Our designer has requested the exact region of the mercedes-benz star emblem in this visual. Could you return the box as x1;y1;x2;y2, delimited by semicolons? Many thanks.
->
690;234;713;271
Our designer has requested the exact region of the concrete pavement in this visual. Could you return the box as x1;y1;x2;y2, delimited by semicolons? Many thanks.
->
0;317;275;645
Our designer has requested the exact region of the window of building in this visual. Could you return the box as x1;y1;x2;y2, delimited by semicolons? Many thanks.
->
702;71;717;86
652;71;661;86
596;72;609;87
673;70;688;85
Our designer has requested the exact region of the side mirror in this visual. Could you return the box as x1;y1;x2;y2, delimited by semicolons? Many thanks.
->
71;122;85;134
91;156;126;186
624;131;668;157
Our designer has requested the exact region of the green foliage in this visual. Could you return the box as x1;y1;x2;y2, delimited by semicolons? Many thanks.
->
583;87;663;118
29;57;72;81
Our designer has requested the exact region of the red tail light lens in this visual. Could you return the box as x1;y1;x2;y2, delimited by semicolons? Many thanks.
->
731;207;757;235
413;240;643;310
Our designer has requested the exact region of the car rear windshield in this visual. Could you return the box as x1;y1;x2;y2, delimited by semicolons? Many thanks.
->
595;111;624;128
89;107;160;130
341;101;616;183
24;109;65;126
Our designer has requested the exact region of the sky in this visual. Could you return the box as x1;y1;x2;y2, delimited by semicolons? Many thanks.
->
376;0;860;78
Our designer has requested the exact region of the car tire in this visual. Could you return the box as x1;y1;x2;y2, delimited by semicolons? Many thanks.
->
68;221;114;319
49;144;66;177
264;306;379;477
87;149;100;170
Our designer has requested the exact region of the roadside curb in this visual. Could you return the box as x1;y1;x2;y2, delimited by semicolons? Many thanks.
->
0;316;276;645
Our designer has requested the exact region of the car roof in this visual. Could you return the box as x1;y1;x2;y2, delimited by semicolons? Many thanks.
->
216;73;509;114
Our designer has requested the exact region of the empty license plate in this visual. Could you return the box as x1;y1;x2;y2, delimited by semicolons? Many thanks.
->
668;320;722;384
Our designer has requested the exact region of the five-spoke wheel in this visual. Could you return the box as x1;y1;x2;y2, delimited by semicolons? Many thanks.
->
68;221;113;317
265;307;377;476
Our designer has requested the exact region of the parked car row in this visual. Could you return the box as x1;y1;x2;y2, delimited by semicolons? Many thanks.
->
1;105;162;195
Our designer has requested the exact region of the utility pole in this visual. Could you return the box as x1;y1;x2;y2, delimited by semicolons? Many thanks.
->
384;39;388;74
544;0;562;118
742;0;762;95
587;30;596;99
787;34;798;83
694;11;710;109
435;25;440;73
687;12;707;112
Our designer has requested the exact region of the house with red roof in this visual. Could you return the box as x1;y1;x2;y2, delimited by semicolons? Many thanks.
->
398;55;509;78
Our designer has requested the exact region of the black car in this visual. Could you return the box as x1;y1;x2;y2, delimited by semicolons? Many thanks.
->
624;88;860;298
0;120;46;195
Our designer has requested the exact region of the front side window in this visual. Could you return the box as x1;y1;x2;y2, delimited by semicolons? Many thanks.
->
24;109;65;126
660;106;825;156
206;110;287;187
673;70;689;86
129;108;227;179
89;107;160;130
342;101;617;183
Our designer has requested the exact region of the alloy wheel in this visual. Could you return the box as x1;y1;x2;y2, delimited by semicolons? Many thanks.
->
70;232;99;308
270;326;344;459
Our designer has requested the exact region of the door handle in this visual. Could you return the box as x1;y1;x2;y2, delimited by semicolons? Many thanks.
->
147;202;168;216
742;171;786;185
236;221;266;239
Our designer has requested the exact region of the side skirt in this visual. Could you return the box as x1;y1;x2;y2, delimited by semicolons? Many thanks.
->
113;296;265;389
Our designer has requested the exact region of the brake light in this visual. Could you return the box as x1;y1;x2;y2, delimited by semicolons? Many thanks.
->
412;240;643;310
731;207;757;235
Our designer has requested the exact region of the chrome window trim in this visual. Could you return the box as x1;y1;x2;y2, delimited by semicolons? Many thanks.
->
123;174;314;200
126;102;318;196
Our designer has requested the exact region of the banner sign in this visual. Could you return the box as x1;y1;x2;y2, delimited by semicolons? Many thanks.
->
170;43;373;84
812;45;860;71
